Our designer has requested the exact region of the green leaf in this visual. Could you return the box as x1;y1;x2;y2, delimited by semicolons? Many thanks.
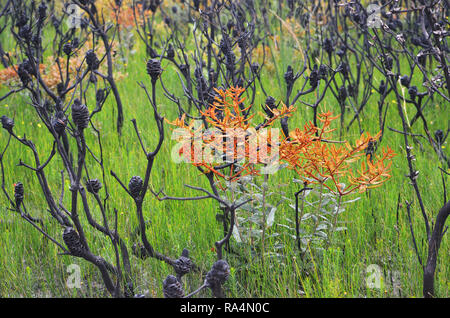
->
266;207;276;227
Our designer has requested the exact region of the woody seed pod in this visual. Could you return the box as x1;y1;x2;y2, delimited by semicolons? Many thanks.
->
85;50;99;70
408;86;418;100
435;130;444;145
400;75;410;88
51;111;67;136
14;182;24;207
173;248;193;279
128;176;143;198
1;115;14;132
63;227;86;257
205;259;230;289
71;99;90;130
63;42;72;56
146;59;162;82
86;179;102;194
262;96;277;118
163;275;184;298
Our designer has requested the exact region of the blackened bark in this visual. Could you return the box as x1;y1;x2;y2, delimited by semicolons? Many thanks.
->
423;200;449;298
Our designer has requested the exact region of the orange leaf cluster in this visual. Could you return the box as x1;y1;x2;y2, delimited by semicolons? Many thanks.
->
280;112;396;195
168;86;296;182
0;39;126;91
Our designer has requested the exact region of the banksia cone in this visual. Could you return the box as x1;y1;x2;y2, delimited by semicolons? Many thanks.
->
17;63;31;86
63;42;72;56
284;65;294;86
167;44;175;60
173;248;193;279
96;89;106;105
18;25;32;41
251;62;259;73
408;86;418;100
85;50;99;70
71;99;90;130
71;37;79;49
14;182;24;207
1;115;14;132
146;59;162;82
86;179;102;194
384;55;393;71
205;259;230;289
435;130;444;145
262;96;277;118
339;62;349;79
163;275;184;298
15;13;28;28
51;111;67;136
128;176;143;198
38;2;47;21
63;227;86;257
179;64;188;76
323;37;333;55
309;65;319;88
338;85;347;103
319;64;328;80
400;75;410;88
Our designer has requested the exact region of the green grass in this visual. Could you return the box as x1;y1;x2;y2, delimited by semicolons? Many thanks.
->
0;23;448;298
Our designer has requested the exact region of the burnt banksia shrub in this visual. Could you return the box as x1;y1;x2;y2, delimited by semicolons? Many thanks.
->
1;115;14;132
86;179;102;194
163;275;185;298
128;176;143;199
71;99;90;130
63;227;86;257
